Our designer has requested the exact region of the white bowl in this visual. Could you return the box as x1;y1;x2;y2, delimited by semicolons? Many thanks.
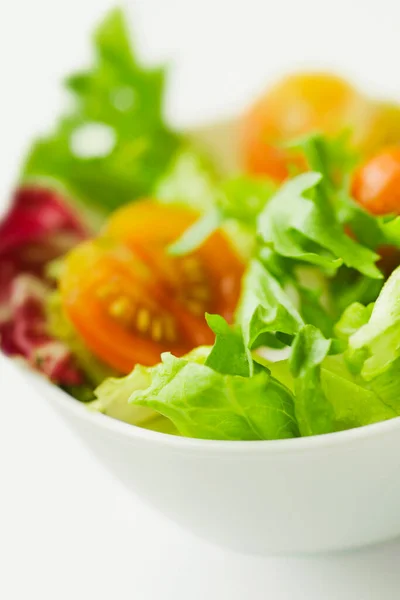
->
23;366;400;555
6;119;400;555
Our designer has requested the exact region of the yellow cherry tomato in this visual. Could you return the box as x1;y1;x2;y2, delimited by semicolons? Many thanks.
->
240;72;375;181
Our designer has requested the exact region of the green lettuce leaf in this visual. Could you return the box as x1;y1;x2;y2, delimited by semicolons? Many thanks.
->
289;131;358;187
268;354;398;435
334;302;373;342
256;251;337;337
219;176;277;226
92;365;160;424
287;133;396;316
320;356;397;430
328;267;383;317
237;259;303;358
349;266;400;379
269;324;397;436
167;174;276;256
129;352;298;440
297;132;400;253
92;346;210;429
363;358;400;414
258;172;382;278
289;325;334;436
295;282;334;338
168;207;222;256
155;147;219;213
205;314;251;377
22;8;180;225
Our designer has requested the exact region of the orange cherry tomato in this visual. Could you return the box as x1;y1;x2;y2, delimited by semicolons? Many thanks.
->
60;202;244;373
241;72;373;181
352;147;400;215
352;147;400;275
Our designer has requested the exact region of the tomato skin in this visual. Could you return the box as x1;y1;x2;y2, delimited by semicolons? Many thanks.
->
241;72;374;181
352;147;400;216
60;202;244;373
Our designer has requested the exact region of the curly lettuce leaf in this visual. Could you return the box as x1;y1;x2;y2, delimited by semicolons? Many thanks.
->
258;172;381;278
348;266;400;379
328;267;383;317
257;251;337;338
22;9;180;224
289;130;358;184
296;134;400;336
268;354;398;436
286;265;400;436
205;314;251;377
320;356;397;430
236;256;335;353
296;281;335;338
289;325;334;436
129;352;298;440
269;324;397;436
236;259;303;356
92;363;160;426
93;331;298;440
219;176;277;226
168;207;222;256
334;302;373;342
92;347;210;430
298;132;400;255
363;358;400;414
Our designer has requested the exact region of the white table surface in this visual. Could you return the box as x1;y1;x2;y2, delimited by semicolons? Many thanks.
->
2;1;400;598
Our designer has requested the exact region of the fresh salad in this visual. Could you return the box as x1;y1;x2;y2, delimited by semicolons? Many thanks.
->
4;9;400;440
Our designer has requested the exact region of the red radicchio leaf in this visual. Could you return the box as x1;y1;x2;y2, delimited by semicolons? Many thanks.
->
0;186;89;385
0;187;88;255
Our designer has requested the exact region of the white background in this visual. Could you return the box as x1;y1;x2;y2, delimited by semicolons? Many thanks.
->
2;1;400;598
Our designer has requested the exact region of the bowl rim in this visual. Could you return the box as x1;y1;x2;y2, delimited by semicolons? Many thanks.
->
18;357;400;455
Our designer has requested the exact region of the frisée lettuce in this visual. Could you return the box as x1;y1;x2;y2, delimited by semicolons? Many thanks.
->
22;9;182;226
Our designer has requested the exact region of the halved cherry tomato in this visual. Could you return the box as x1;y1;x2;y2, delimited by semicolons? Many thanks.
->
352;147;400;216
240;72;374;181
60;202;244;373
352;147;400;275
